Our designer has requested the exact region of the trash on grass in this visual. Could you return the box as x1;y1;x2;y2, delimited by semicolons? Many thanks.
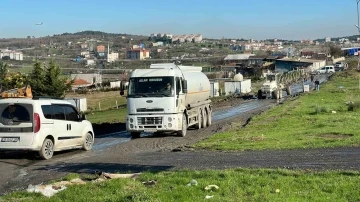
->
27;172;141;197
186;179;198;186
205;195;214;199
205;185;219;191
27;184;67;198
142;180;157;186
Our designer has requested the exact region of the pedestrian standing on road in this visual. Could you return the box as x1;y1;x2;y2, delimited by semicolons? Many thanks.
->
315;80;320;91
311;74;315;82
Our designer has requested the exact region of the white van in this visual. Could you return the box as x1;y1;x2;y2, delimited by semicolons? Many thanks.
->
0;98;94;160
316;66;335;74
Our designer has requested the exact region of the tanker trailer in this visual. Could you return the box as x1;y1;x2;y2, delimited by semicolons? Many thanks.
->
120;63;212;138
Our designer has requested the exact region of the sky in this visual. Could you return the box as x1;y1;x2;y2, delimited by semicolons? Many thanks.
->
0;0;358;40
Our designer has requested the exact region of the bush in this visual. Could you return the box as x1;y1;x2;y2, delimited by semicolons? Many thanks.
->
347;101;360;111
314;105;330;114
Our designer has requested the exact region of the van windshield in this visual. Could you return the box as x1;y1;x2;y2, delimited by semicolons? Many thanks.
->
0;104;33;125
128;76;174;97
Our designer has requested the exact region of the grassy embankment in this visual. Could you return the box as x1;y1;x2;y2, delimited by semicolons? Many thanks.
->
3;169;359;201
196;70;360;151
65;91;127;124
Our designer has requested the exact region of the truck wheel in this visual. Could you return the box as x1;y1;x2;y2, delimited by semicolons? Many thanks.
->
257;90;263;99
286;86;292;96
201;109;207;128
130;132;141;139
278;89;283;99
272;90;278;99
39;138;54;160
177;114;187;137
206;108;212;126
195;109;202;129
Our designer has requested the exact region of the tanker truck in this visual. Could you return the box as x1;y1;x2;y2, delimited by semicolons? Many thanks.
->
120;63;212;138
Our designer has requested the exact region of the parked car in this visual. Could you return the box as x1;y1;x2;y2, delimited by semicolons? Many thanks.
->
0;98;94;160
316;66;335;74
334;62;347;71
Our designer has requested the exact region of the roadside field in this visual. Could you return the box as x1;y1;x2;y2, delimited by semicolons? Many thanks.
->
86;108;127;124
4;169;359;201
196;70;360;151
66;91;126;112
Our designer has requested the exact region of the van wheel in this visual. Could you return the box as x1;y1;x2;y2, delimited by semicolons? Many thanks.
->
39;138;54;160
130;132;141;139
177;114;187;137
83;133;93;151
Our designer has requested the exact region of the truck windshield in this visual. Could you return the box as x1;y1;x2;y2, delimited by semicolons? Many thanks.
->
266;75;276;82
128;77;174;97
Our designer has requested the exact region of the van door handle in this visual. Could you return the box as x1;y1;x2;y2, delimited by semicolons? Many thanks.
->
67;124;69;131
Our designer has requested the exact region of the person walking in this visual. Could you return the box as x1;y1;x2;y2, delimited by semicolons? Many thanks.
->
315;80;320;91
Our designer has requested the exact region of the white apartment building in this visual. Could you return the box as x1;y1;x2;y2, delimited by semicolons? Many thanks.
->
0;51;23;61
107;52;119;63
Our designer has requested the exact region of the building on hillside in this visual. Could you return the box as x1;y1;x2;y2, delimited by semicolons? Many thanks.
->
0;51;23;61
71;73;102;85
127;48;150;60
71;79;92;90
325;37;331;43
194;34;203;43
224;54;255;65
107;52;119;63
275;58;326;73
81;51;90;58
81;43;88;49
96;45;105;53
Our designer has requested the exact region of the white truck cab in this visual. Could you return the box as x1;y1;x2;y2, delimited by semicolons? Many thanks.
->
0;98;94;160
121;63;212;138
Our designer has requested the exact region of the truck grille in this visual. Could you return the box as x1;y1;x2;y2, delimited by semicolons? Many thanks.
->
137;108;164;112
137;117;162;125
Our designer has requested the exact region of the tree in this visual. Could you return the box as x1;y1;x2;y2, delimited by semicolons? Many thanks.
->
28;61;46;96
0;62;9;92
329;45;343;58
43;60;73;97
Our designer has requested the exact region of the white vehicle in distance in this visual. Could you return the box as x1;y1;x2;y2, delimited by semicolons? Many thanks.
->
0;98;94;160
315;66;335;74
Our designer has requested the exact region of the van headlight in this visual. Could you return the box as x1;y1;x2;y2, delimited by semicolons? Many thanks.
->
168;117;172;122
130;118;134;123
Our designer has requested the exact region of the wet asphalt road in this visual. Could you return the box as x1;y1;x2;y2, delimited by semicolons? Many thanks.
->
1;73;357;195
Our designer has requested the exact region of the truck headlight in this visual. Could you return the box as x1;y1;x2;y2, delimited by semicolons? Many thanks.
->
168;117;172;122
130;118;134;123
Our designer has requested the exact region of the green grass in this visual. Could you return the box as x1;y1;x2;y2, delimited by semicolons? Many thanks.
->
3;169;360;202
66;91;127;112
86;108;127;124
196;70;360;151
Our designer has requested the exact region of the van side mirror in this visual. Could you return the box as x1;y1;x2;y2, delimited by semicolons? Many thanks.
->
81;114;87;121
182;80;188;93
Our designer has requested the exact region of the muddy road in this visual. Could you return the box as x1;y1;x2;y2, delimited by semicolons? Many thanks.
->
2;73;356;195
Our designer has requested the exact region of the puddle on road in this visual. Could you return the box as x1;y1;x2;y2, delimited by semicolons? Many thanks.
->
93;132;130;151
212;101;271;122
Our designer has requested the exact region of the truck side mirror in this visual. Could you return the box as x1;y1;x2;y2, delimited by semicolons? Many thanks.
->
182;80;188;93
120;82;125;96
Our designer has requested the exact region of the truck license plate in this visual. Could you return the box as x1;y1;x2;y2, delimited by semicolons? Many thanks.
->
144;129;157;133
1;137;20;142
